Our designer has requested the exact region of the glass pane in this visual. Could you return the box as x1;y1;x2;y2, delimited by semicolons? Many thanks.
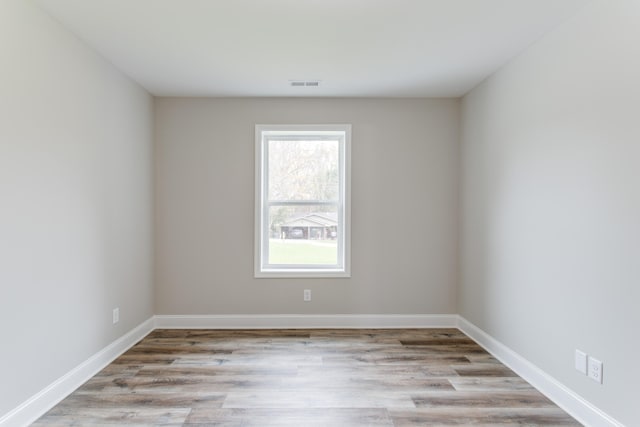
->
268;139;339;201
268;205;338;265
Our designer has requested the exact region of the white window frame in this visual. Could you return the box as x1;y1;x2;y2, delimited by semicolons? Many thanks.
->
255;124;351;278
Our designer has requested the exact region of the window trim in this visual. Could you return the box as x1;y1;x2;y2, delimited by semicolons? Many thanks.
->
254;124;351;278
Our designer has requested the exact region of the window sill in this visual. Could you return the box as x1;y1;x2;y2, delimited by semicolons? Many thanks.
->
255;269;350;279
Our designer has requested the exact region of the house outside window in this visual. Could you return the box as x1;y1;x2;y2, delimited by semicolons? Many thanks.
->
255;124;351;278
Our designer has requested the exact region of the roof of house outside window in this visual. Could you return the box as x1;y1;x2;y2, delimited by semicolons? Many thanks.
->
281;213;337;228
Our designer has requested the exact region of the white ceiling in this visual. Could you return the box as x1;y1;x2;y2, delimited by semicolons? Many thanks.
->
35;0;588;97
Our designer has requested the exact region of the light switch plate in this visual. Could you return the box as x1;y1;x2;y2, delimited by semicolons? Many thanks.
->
575;349;588;375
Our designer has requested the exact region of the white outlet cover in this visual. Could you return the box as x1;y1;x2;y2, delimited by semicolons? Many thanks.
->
303;289;311;301
588;356;603;384
575;349;587;375
113;308;120;324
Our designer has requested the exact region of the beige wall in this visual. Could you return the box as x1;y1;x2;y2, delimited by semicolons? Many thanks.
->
155;98;459;315
460;1;640;424
0;0;154;417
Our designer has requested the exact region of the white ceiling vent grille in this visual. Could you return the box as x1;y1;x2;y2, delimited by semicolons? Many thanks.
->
290;80;321;87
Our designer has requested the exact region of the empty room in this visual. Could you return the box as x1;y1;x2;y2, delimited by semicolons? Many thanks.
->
1;0;638;426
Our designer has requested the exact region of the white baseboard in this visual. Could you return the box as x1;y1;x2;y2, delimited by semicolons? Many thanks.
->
457;316;623;427
154;314;458;329
0;317;155;427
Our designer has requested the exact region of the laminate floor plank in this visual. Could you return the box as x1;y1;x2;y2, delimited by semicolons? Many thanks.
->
389;407;581;426
321;354;472;366
277;375;455;392
42;392;226;411
172;354;324;367
452;363;520;377
135;366;299;378
221;390;417;409
411;390;556;408
185;408;393;426
33;329;581;426
32;407;191;426
449;377;534;391
297;364;461;378
99;376;286;393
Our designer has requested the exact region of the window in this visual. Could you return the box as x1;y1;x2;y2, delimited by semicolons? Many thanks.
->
255;124;351;277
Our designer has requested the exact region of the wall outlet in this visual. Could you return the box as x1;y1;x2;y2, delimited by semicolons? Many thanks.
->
575;349;588;375
588;356;603;383
303;289;311;302
112;307;119;324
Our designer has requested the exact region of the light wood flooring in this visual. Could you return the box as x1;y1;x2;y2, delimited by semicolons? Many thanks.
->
33;329;581;426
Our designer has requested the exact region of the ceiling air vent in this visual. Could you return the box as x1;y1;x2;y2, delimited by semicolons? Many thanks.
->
290;80;321;87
